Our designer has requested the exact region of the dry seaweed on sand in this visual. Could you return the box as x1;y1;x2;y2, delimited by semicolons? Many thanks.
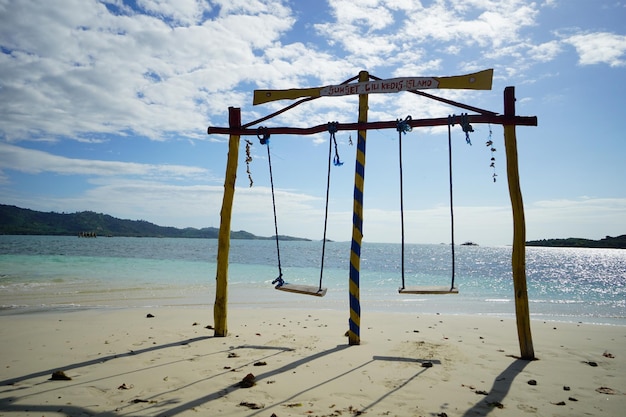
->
239;401;264;409
49;370;72;381
238;373;256;388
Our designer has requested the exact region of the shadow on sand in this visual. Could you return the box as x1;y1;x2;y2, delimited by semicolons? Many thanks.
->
0;332;531;416
461;358;532;416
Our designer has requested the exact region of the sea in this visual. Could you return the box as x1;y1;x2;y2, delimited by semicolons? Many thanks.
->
0;235;624;325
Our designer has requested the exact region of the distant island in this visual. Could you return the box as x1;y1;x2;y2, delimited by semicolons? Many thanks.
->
1;204;624;248
0;204;309;241
526;235;626;249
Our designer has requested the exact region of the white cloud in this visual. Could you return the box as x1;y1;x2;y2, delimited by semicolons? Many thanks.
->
0;143;211;180
211;0;290;17
527;40;562;62
399;0;538;48
565;32;626;67
132;0;214;25
329;0;395;31
312;0;545;89
0;0;557;145
0;0;298;141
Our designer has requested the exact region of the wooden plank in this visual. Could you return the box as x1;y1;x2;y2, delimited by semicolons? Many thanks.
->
275;283;327;297
253;69;493;105
437;69;493;90
254;87;322;105
398;286;459;295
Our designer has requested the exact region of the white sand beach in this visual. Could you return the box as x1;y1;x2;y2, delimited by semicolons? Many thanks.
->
1;307;625;416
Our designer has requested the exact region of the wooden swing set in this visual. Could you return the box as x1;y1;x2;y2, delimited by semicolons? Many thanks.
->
207;69;538;360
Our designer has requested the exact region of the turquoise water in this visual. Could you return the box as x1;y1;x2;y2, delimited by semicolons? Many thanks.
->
0;235;624;324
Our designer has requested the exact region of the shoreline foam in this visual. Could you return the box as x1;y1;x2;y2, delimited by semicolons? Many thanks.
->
2;298;625;327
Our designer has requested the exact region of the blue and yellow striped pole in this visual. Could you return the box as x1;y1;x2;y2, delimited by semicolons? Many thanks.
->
349;71;369;345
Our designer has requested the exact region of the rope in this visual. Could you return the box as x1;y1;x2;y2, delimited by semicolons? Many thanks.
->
396;116;412;290
257;127;284;287
447;117;456;291
319;122;339;292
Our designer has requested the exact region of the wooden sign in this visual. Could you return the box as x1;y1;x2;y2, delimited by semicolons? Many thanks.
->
254;69;493;105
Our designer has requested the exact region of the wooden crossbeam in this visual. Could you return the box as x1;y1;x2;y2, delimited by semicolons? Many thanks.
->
254;69;493;105
208;114;537;137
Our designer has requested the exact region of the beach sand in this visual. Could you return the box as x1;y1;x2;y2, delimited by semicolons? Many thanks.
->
1;307;624;416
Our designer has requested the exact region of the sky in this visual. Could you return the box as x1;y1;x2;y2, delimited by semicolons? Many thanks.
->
1;0;625;246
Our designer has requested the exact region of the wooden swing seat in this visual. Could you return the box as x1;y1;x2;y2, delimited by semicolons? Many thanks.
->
399;286;458;295
275;283;328;297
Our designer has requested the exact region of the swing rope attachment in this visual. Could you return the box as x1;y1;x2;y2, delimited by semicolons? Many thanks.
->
448;113;474;145
397;115;413;135
327;122;343;166
257;126;270;145
461;113;474;145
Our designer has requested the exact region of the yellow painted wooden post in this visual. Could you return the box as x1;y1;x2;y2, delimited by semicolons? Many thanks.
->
503;87;535;359
214;107;241;337
348;70;369;346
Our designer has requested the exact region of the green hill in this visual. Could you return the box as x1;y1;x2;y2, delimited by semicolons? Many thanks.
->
526;235;626;249
0;204;308;240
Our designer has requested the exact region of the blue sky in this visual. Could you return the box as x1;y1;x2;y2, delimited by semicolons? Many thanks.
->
1;0;625;246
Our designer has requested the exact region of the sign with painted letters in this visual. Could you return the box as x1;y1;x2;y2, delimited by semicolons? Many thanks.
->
253;69;493;105
320;77;439;97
